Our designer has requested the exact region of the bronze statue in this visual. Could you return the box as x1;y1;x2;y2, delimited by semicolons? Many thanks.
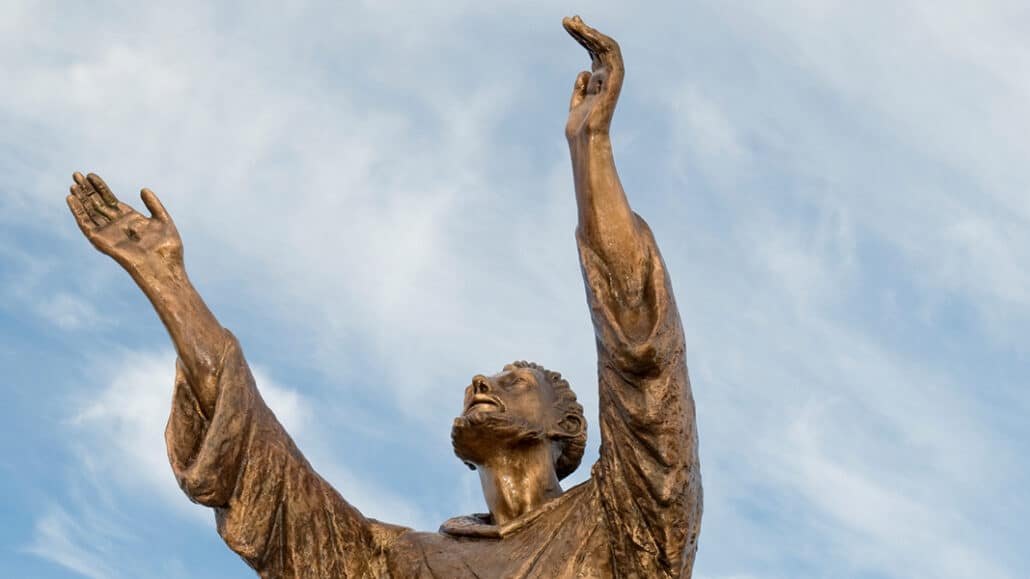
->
65;16;702;578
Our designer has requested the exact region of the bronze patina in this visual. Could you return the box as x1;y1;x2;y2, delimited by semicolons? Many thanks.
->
65;16;702;578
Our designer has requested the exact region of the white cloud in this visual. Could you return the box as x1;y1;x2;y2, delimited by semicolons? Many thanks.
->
33;292;101;330
662;68;1021;573
774;397;1009;579
25;506;117;579
707;1;1030;327
0;245;104;331
668;85;751;179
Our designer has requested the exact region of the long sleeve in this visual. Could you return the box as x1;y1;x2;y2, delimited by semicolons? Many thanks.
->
164;330;393;578
579;215;702;578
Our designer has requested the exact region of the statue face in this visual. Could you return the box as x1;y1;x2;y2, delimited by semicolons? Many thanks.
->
463;368;559;428
451;367;560;469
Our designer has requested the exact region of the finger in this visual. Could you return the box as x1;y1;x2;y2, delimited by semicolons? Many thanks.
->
570;71;590;110
140;188;170;222
70;184;101;226
69;182;88;203
72;171;115;226
562;15;620;59
74;170;101;199
586;70;606;96
66;194;96;236
87;173;120;207
562;16;597;59
563;16;624;101
592;70;623;131
578;19;620;57
73;171;112;220
71;173;91;201
88;194;117;223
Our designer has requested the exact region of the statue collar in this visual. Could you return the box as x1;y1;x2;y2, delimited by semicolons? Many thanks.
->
438;512;502;538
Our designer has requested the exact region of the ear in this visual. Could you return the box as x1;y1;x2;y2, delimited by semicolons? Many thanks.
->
556;413;584;437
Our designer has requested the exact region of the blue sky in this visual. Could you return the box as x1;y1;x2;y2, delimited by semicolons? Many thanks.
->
2;1;1027;577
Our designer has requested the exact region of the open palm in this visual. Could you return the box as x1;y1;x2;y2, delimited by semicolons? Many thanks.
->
66;172;182;273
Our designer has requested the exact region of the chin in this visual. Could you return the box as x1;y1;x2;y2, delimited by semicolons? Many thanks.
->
452;412;545;466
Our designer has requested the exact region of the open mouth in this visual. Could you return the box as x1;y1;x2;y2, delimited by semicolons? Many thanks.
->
465;395;503;414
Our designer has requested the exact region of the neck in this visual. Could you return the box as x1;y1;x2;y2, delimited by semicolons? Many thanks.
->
477;442;563;527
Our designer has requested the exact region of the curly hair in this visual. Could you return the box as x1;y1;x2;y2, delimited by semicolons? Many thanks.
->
503;360;587;481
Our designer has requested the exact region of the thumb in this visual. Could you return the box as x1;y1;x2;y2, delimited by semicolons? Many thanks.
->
140;188;170;222
570;71;591;111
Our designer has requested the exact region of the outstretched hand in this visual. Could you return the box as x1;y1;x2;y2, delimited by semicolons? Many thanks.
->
66;172;183;274
563;15;624;142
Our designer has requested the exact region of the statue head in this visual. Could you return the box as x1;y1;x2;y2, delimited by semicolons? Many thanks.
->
451;361;587;481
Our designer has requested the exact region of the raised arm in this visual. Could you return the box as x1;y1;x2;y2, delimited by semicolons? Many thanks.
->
66;172;222;417
563;18;702;577
563;16;654;337
66;173;390;576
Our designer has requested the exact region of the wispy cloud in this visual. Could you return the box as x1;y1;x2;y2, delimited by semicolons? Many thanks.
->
25;506;117;579
658;3;1029;576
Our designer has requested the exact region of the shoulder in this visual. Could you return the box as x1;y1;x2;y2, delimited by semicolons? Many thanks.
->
367;518;413;546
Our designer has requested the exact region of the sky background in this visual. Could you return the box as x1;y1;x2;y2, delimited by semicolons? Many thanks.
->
2;1;1028;578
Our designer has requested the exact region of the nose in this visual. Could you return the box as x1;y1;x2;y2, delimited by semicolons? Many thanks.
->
472;374;491;394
